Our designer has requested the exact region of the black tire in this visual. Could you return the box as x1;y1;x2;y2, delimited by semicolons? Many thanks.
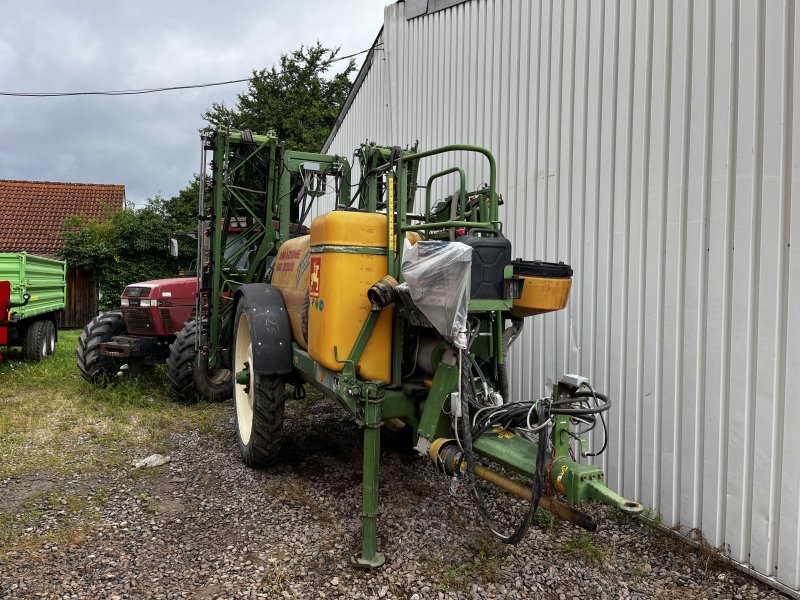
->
232;296;285;467
42;321;56;356
166;320;200;404
76;311;126;385
167;319;232;403
22;320;48;361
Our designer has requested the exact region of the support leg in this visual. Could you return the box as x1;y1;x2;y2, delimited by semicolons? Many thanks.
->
352;394;385;568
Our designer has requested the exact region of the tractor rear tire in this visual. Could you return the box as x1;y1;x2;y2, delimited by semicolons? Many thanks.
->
77;311;126;385
166;319;232;404
22;320;48;361
232;296;285;467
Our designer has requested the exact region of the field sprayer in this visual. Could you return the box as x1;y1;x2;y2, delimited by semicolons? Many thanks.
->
194;128;642;567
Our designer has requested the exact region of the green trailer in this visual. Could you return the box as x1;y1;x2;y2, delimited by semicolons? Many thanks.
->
0;252;66;361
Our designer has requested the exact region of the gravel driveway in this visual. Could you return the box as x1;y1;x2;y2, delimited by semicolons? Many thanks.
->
0;396;790;599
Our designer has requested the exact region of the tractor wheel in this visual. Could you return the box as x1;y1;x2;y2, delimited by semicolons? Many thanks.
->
166;320;200;404
77;311;126;385
22;320;48;362
166;319;232;404
232;296;285;467
43;320;56;356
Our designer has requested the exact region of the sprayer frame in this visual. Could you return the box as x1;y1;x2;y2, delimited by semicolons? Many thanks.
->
199;129;641;568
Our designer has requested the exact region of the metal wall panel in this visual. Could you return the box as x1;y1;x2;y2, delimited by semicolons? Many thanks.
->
323;0;800;592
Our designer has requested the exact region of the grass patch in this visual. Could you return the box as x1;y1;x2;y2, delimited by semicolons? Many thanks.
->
0;508;43;547
0;329;229;478
0;485;109;555
426;532;503;591
564;532;606;564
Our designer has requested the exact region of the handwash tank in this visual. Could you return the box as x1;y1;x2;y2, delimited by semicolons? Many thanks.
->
308;211;393;383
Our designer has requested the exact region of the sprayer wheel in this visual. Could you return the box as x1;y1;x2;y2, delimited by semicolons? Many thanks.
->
232;297;285;467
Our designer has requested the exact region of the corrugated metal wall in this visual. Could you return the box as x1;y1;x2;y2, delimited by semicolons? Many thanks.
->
322;0;800;592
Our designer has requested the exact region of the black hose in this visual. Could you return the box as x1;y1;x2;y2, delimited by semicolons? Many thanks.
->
460;350;548;544
497;362;509;405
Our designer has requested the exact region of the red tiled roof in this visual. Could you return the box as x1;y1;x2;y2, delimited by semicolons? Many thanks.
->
0;180;125;258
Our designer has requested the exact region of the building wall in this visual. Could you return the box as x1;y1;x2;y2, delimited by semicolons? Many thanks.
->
322;0;800;592
57;267;97;329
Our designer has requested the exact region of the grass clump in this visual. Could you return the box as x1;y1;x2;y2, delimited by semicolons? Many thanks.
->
564;531;606;564
426;532;504;591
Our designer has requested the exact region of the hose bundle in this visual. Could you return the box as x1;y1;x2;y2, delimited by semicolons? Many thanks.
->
459;349;548;544
456;345;612;543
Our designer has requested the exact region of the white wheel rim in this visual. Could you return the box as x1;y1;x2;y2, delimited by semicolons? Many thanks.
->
234;312;255;445
48;328;55;354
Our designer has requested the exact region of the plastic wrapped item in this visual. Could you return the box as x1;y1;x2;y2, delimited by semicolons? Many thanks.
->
400;240;472;348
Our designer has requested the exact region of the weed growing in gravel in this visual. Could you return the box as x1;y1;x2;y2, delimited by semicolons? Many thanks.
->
0;509;43;547
533;506;555;529
638;507;665;534
260;564;288;594
425;532;504;591
564;531;606;564
0;330;229;479
630;563;645;583
404;477;434;498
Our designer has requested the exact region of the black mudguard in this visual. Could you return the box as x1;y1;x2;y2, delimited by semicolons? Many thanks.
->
235;283;293;376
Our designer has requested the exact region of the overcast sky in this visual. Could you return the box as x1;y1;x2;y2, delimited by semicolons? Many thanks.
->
0;1;385;205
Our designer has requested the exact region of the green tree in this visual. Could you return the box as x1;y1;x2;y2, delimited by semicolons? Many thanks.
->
159;176;199;234
203;42;356;150
62;198;187;311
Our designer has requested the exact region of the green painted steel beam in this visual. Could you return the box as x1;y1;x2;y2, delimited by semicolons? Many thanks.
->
416;362;459;441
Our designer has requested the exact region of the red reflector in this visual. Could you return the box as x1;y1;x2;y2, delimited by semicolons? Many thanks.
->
456;228;467;236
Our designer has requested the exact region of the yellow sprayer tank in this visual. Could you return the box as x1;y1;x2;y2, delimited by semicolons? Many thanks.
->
271;235;311;349
308;211;393;383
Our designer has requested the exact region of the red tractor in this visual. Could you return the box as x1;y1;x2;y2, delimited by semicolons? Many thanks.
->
77;224;258;401
76;230;235;402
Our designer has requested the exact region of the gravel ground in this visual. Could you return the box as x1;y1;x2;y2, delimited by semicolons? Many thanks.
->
0;396;791;600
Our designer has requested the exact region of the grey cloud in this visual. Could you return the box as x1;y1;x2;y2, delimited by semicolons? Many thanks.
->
0;0;384;204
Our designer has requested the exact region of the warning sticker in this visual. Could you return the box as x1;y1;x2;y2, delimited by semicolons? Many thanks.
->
555;465;569;495
309;256;321;298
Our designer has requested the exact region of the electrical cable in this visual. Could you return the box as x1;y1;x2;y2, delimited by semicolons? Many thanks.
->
0;46;379;97
582;383;608;457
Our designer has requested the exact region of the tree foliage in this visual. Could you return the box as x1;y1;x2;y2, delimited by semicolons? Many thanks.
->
62;195;195;311
203;42;356;151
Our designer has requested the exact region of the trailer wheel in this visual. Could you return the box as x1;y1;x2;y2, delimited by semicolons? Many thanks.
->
167;319;231;404
76;311;126;385
22;320;48;361
232;297;285;467
43;321;56;356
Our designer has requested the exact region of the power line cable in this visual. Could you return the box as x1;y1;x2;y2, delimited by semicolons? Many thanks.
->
0;46;378;98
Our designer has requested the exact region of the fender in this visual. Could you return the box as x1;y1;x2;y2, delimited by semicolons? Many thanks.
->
235;283;293;376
